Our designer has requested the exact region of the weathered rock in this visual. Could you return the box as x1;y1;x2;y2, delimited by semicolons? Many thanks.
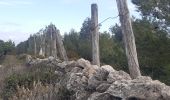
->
76;90;91;100
58;61;75;69
26;55;32;64
107;70;131;84
101;65;115;73
26;56;62;66
96;83;111;93
24;57;170;100
88;92;122;100
87;68;109;90
83;65;99;78
105;76;170;100
76;58;91;69
67;72;83;91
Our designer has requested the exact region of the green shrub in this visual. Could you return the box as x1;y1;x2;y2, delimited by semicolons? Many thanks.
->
2;63;59;99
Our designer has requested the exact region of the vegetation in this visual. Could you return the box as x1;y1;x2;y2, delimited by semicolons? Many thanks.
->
132;0;170;28
14;17;170;86
1;62;64;99
0;40;15;56
10;81;71;100
64;17;170;85
0;0;170;99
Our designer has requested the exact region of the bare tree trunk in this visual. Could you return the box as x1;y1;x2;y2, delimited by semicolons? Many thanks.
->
56;30;68;61
91;4;100;66
116;0;141;79
50;27;53;56
33;35;37;56
45;29;51;57
52;26;57;58
42;33;46;57
39;33;45;57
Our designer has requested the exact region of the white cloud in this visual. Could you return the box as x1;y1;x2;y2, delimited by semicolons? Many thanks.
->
0;1;12;6
0;20;51;45
0;0;33;6
62;0;81;4
0;22;31;45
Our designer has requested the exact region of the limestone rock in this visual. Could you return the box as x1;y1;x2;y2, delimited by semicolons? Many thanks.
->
87;68;109;90
76;58;92;69
105;76;170;100
26;55;32;64
107;70;131;84
96;83;111;93
101;65;115;73
24;57;170;100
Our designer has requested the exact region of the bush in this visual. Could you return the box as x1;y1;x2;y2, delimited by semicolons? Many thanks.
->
2;63;59;99
9;82;72;100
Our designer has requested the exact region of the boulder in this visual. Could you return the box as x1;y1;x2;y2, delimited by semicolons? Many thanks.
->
96;83;111;93
87;68;109;90
107;70;131;84
105;76;170;100
101;65;115;73
76;58;92;69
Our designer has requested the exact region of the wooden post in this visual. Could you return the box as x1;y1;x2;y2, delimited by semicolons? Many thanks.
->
56;30;68;61
51;26;57;58
45;29;50;57
116;0;141;78
39;30;45;57
50;26;53;56
39;35;43;56
33;35;37;56
42;33;46;57
91;4;100;66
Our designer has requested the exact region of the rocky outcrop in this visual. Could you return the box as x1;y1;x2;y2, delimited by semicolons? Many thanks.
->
28;57;170;100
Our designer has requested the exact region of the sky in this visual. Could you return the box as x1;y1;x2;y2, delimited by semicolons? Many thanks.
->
0;0;139;45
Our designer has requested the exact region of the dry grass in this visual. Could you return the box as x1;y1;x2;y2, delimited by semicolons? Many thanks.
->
0;55;73;100
10;81;71;100
0;55;26;98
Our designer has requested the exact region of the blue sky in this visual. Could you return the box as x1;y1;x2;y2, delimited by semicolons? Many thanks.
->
0;0;139;44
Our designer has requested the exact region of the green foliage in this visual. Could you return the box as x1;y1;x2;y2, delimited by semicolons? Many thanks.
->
131;0;170;84
99;31;127;70
109;19;170;84
64;19;92;61
2;63;58;99
16;41;28;55
2;74;34;99
80;17;92;40
0;40;15;56
110;24;122;42
64;29;80;60
78;39;92;61
132;0;170;28
132;19;170;84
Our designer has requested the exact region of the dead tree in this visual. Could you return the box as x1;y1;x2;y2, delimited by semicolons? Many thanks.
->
116;0;141;78
50;26;53;56
39;30;45;57
91;4;100;66
56;30;68;61
52;28;57;58
33;35;37;56
51;26;57;58
41;33;46;57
